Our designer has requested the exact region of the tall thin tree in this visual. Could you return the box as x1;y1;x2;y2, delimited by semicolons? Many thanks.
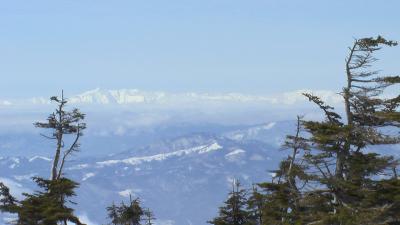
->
34;90;86;180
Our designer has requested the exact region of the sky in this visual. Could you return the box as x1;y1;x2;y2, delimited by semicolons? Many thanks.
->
0;0;399;98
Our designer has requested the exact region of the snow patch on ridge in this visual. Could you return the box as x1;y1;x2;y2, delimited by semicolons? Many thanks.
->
67;164;89;170
82;173;95;181
14;173;37;181
225;122;277;141
225;149;245;157
263;122;276;130
225;149;246;162
29;156;51;162
96;143;223;167
70;88;111;104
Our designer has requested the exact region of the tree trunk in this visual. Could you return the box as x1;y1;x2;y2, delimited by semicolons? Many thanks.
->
51;131;63;180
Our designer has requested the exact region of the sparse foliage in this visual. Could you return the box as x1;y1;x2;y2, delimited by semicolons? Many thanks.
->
0;92;86;225
34;91;86;180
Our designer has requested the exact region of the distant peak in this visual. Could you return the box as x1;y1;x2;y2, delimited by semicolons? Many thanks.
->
0;88;343;107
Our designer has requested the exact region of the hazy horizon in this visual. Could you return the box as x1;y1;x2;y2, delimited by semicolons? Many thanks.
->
1;0;400;98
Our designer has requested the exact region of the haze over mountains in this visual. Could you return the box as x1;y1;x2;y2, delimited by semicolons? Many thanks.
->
0;88;351;224
0;88;343;136
0;120;293;224
0;88;343;157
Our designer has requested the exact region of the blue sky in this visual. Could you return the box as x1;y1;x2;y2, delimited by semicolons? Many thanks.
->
0;0;399;98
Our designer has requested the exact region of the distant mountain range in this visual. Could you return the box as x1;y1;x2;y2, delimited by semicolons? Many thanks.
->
0;120;296;225
0;88;343;106
0;117;398;224
0;89;368;224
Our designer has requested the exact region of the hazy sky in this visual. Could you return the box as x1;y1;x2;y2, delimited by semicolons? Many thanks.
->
0;0;399;98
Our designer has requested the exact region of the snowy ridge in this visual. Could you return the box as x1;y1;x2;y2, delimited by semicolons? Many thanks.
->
1;88;343;107
82;173;95;181
225;149;246;162
29;156;51;162
225;149;246;157
96;142;222;167
70;89;343;105
224;122;276;141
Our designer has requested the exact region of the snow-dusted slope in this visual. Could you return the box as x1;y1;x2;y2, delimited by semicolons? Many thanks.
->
97;142;222;167
0;120;398;224
0;123;289;225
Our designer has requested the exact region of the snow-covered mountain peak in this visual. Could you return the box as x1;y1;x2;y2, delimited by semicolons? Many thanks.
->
223;122;279;142
0;89;343;107
73;88;343;105
69;88;112;104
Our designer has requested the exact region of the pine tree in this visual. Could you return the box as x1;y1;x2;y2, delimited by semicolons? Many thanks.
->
298;36;400;224
0;92;86;225
107;202;120;225
142;208;156;225
34;90;86;181
253;116;310;225
247;185;265;225
246;36;400;225
209;180;253;225
107;196;146;225
0;182;18;214
0;177;83;225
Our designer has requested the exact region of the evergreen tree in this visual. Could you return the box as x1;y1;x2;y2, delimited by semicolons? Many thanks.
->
34;90;86;181
0;92;86;225
107;196;146;225
0;182;18;214
246;185;265;225
107;202;120;225
248;36;400;225
142;208;155;225
0;177;83;225
255;116;311;225
209;180;253;225
298;36;400;224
